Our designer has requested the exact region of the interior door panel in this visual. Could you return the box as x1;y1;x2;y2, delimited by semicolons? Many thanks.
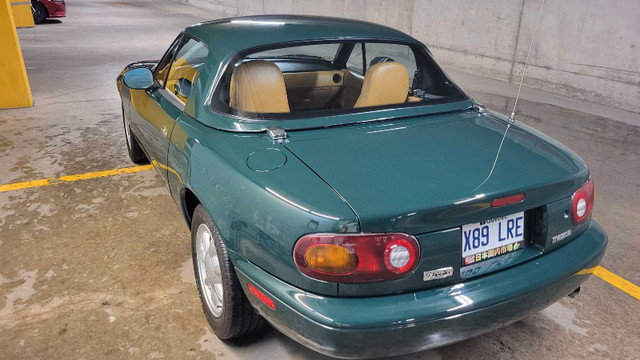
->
283;71;344;111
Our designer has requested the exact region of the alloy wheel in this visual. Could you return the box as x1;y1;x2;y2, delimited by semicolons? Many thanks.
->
196;223;224;317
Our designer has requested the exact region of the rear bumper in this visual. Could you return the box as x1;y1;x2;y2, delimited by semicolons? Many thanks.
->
235;221;607;359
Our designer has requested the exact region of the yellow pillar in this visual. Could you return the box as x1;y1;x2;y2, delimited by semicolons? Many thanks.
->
0;0;33;108
10;0;35;28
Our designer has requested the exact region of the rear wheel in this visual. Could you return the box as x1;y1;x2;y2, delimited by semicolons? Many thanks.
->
122;105;148;164
191;205;263;339
31;1;47;24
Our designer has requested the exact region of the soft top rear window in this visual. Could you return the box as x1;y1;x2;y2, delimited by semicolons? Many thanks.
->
211;40;467;120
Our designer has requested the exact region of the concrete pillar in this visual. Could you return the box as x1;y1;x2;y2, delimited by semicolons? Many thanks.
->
10;0;35;28
0;0;33;108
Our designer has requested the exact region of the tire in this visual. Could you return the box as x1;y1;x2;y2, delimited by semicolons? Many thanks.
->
31;1;47;24
122;105;148;164
191;205;263;339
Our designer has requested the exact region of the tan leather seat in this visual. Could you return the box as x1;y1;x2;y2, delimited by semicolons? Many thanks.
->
354;62;409;108
229;60;290;113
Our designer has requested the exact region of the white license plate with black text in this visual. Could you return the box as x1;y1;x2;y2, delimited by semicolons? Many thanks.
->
462;211;525;266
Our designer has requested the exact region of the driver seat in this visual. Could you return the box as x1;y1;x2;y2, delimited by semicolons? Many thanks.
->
354;62;409;108
229;60;290;113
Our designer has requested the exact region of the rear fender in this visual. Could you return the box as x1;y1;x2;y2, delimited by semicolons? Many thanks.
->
167;115;358;296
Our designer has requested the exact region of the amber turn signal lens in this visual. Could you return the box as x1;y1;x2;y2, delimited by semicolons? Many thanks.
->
304;244;358;274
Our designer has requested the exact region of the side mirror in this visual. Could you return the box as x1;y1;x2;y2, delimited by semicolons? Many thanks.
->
123;67;154;90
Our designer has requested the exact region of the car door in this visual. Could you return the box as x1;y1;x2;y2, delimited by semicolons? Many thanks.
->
129;34;208;183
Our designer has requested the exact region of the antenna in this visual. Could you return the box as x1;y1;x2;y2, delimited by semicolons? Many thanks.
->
472;0;545;192
509;0;546;123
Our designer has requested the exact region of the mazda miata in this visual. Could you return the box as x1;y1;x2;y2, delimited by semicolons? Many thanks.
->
116;15;607;359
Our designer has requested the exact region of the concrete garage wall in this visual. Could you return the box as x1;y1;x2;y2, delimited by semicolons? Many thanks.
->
176;0;640;113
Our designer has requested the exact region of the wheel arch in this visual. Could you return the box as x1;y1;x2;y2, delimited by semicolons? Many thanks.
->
181;186;201;228
32;0;50;17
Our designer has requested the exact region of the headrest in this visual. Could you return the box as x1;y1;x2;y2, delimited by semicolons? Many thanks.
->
229;60;290;114
354;62;409;108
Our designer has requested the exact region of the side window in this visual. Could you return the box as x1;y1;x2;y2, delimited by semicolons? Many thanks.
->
155;36;182;87
164;38;209;105
365;43;417;86
346;43;364;75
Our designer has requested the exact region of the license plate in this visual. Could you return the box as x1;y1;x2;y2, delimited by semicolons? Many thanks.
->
462;211;525;266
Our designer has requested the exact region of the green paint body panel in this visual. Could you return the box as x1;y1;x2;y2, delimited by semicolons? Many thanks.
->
284;109;588;234
167;115;359;296
116;15;607;358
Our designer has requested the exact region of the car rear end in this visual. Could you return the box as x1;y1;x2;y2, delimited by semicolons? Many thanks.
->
42;0;66;18
234;109;607;358
236;221;605;358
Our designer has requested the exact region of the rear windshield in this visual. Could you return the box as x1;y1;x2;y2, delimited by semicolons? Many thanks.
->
211;41;467;120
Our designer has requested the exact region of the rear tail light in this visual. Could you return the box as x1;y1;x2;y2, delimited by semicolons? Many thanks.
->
571;176;594;225
294;233;420;283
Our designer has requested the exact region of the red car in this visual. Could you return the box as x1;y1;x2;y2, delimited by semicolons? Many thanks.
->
31;0;66;24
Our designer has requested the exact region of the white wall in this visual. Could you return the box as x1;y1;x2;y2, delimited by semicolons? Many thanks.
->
177;0;640;113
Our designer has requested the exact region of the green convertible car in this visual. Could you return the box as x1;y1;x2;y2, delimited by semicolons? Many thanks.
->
117;16;607;359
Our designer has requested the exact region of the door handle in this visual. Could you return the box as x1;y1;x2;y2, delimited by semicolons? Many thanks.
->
161;125;168;138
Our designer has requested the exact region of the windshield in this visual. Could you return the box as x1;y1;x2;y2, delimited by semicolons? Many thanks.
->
211;40;467;120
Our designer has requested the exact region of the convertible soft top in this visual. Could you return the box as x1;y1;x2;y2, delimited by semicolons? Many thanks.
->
186;15;419;58
178;15;462;132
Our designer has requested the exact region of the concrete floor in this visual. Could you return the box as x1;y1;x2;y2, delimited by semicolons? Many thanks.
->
1;0;639;359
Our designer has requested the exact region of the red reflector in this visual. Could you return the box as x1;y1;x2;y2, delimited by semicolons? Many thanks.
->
247;283;275;310
491;194;525;207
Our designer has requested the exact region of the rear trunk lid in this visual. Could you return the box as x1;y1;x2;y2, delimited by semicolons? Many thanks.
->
285;109;589;296
285;110;587;234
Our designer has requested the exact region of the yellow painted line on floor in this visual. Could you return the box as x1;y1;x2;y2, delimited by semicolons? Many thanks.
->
0;164;153;193
578;265;640;300
2;164;639;303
